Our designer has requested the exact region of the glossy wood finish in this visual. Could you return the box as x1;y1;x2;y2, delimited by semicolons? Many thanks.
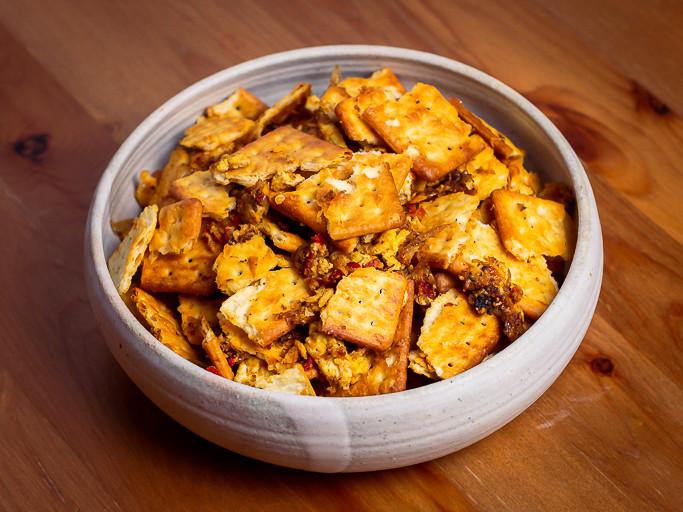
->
1;1;681;510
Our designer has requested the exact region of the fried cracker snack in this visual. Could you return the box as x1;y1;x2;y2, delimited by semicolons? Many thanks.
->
108;67;576;396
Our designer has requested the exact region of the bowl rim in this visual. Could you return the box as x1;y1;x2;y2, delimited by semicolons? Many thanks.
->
87;44;600;409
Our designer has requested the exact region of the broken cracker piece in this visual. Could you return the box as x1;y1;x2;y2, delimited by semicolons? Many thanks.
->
148;198;202;255
213;234;279;295
169;170;237;221
107;204;158;295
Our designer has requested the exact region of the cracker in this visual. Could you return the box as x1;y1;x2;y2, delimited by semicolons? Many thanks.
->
362;83;486;180
417;223;470;270
257;217;307;253
148;198;202;255
449;97;523;164
457;139;510;200
107;204;158;295
450;219;558;319
320;267;408;351
417;288;501;379
180;115;254;152
234;357;315;396
169;170;237;220
304;324;355;392
129;287;204;365
221;320;299;371
328;281;414;396
319;160;405;240
213;234;279;295
248;82;312;141
135;170;157;207
491;189;576;261
212;125;351;187
352;150;413;191
336;67;406;99
507;157;542;196
319;85;350;121
417;192;480;232
177;294;223;345
140;231;220;296
335;88;395;147
147;147;192;207
219;267;312;346
206;87;268;120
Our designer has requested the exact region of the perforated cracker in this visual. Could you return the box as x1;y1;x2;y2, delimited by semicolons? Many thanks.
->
352;150;413;192
417;223;470;270
328;281;414;396
107;204;158;295
457;140;510;200
140;232;220;296
213;234;279;295
319;160;405;240
148;198;202;255
169;170;237;220
362;83;486;180
417;288;501;379
129;287;204;365
219;267;312;346
491;188;576;261
417;192;480;232
180;115;254;152
212;125;351;187
147;147;192;207
335;88;395;147
320;267;408;351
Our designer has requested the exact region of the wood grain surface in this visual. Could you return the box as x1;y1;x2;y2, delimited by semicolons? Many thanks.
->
1;0;681;510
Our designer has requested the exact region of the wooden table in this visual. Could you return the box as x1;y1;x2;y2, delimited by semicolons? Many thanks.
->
1;1;681;510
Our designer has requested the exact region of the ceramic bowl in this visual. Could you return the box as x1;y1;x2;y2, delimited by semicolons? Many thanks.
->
85;45;603;473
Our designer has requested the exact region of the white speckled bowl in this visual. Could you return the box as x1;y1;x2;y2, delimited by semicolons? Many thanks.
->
85;45;603;473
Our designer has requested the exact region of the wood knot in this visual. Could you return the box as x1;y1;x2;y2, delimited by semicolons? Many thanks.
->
590;355;615;376
632;82;670;116
14;134;49;158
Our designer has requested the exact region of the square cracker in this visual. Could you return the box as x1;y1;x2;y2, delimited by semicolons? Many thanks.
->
169;170;237;221
211;125;351;187
491;188;576;261
213;234;279;295
107;204;158;295
362;83;486;181
320;267;408;351
327;280;414;396
140;230;220;296
336;67;406;99
219;267;312;346
206;87;268;120
417;288;501;379
450;219;558;319
352;150;413;191
129;287;204;366
180;115;254;152
417;192;480;232
318;160;405;240
335;88;395;147
148;198;202;255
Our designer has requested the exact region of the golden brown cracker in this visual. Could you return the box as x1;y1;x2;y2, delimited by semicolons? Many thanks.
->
213;234;279;295
180;115;254;152
507;157;542;196
417;192;480;232
129;287;204;366
107;204;158;295
147;147;192;208
148;198;202;255
491;189;575;261
417;223;470;270
257;217;307;253
234;357;316;396
362;83;486;180
352;150;413;191
417;288;501;379
320;267;408;351
168;169;237;221
212;125;351;187
319;160;405;240
206;87;268;120
177;294;223;345
457;140;510;200
140;232;220;296
248;82;312;141
219;267;312;346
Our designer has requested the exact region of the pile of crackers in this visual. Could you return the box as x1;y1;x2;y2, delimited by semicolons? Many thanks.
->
108;67;576;397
